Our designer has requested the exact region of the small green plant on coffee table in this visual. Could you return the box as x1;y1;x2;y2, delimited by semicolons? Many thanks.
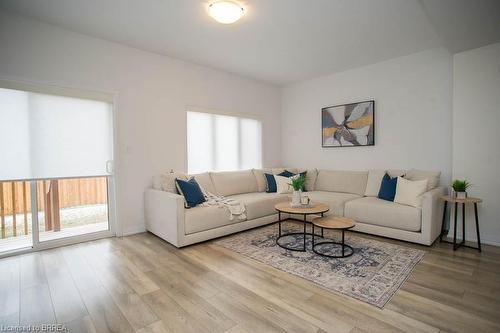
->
452;179;471;192
289;174;306;191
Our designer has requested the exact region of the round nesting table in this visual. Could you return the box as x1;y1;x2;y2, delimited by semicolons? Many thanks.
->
311;216;356;258
274;202;329;252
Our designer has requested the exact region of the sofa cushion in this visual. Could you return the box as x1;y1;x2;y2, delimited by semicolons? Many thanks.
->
297;168;318;191
315;170;368;196
272;168;297;175
191;172;216;194
344;197;422;232
228;192;288;220
184;205;241;234
253;168;272;192
406;169;440;190
305;191;361;216
210;170;258;196
156;172;187;193
364;169;386;197
388;169;406;177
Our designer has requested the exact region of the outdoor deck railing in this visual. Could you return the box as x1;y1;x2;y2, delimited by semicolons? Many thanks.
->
0;177;107;239
0;181;29;238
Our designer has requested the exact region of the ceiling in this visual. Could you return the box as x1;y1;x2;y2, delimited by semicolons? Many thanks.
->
1;0;499;84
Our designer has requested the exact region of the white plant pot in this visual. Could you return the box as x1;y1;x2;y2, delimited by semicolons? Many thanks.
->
291;190;301;207
455;191;467;199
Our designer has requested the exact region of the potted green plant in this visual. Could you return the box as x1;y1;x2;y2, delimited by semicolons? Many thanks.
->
452;179;471;199
289;174;306;207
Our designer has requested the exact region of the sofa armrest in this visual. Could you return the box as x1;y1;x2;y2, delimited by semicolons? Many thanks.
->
144;189;185;247
420;186;446;245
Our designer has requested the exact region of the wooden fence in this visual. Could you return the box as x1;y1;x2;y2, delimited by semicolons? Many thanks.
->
0;177;107;238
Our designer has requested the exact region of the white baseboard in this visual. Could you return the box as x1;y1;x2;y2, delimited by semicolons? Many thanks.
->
121;226;147;237
483;239;500;247
444;231;500;247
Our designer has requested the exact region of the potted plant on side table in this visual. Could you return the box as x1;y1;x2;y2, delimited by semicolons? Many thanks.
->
289;174;306;207
452;179;471;199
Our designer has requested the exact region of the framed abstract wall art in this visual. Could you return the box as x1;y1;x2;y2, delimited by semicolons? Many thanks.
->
321;100;374;147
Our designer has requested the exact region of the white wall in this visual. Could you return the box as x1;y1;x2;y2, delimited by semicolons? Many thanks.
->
281;48;453;183
452;43;500;245
0;10;281;235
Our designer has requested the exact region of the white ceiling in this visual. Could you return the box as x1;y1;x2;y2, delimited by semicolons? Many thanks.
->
1;0;499;84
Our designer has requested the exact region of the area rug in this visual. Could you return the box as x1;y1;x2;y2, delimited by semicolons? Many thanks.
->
213;222;425;308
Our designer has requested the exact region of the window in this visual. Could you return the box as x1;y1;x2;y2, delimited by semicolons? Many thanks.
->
187;111;262;174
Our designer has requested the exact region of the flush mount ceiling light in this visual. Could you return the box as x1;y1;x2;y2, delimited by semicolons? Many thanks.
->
208;1;244;24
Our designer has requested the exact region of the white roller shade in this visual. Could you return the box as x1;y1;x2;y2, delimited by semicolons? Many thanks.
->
0;87;113;181
214;114;238;171
240;118;262;170
187;111;262;174
187;111;213;175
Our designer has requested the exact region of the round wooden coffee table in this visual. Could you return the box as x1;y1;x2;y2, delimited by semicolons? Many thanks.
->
311;216;356;258
275;202;330;252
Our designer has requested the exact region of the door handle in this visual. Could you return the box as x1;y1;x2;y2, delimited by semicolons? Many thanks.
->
106;160;114;174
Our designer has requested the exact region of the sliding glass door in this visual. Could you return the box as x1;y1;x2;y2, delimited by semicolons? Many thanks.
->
0;82;115;256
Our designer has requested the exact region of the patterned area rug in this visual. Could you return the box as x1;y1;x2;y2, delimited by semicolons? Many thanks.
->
213;222;425;308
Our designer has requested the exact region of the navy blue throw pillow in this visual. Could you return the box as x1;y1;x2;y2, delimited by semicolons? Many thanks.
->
278;170;308;191
278;170;295;178
378;173;398;201
175;178;206;208
265;173;277;193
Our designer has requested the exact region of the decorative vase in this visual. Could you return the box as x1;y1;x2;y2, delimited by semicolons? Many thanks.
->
291;190;301;207
301;194;310;206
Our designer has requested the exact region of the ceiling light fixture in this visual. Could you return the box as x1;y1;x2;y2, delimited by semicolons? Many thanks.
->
208;1;244;24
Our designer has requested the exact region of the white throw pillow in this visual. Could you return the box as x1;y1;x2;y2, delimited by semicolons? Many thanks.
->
364;169;386;197
274;175;293;194
394;177;428;207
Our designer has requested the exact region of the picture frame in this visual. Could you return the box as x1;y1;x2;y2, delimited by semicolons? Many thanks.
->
321;100;375;147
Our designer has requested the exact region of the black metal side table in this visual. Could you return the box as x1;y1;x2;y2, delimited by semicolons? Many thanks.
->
311;216;355;258
440;195;483;252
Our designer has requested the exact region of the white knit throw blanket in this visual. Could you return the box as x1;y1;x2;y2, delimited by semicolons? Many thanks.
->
199;188;246;221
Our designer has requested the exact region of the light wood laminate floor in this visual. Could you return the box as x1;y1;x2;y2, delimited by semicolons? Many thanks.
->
1;229;499;333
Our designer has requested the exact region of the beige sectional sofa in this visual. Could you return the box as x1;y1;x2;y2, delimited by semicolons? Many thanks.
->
145;168;445;247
